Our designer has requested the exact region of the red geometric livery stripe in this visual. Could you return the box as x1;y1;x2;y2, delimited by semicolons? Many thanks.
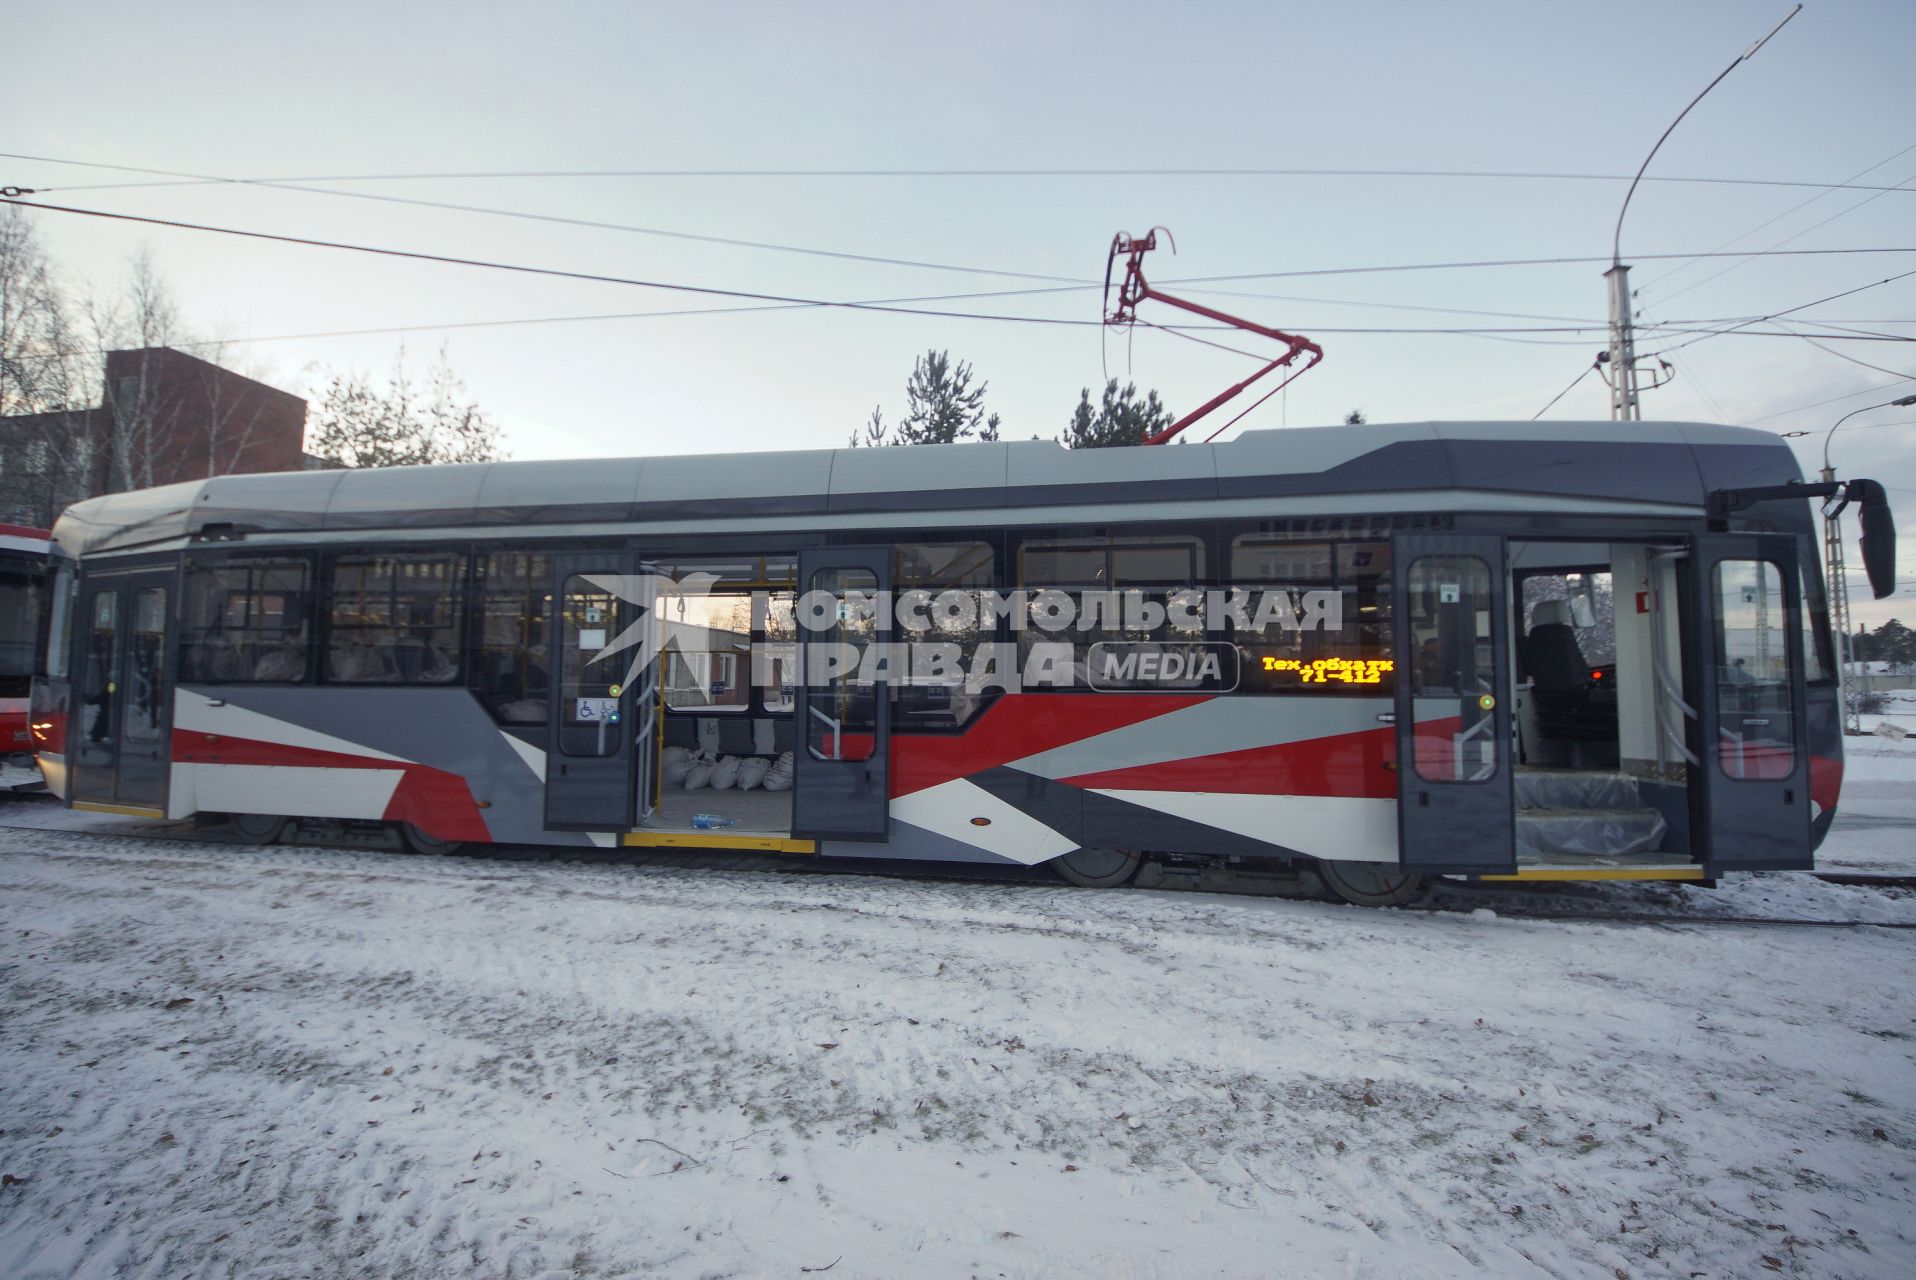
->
1809;754;1841;813
890;692;1212;798
172;729;492;842
1058;724;1397;799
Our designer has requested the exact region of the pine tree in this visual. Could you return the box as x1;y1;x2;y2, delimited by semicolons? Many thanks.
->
1872;618;1914;667
1344;409;1367;425
1061;379;1174;448
849;404;889;447
894;349;990;445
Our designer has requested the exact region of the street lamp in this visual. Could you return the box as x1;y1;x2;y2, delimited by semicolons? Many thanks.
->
1823;393;1916;478
1605;5;1801;420
1820;392;1916;731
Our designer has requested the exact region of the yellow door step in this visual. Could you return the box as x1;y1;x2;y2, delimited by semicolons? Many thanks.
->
622;831;816;854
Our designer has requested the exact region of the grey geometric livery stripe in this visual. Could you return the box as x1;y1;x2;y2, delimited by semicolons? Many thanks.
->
968;765;1307;863
1006;695;1386;781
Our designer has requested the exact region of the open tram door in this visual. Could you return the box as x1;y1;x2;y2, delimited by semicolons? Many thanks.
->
543;553;658;832
1390;534;1517;874
793;547;892;841
1686;535;1811;871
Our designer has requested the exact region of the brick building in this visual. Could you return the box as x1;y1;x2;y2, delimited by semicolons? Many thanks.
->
0;347;307;529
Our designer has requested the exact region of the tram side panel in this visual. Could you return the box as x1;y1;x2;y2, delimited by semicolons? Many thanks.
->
164;684;605;847
832;690;1401;868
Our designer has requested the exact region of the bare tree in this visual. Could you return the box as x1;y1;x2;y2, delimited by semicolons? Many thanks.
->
0;207;95;526
193;336;276;479
86;250;188;493
307;344;504;468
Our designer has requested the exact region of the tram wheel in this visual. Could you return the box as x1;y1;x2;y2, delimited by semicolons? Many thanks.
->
1316;860;1426;908
1052;846;1142;888
228;812;289;845
399;823;466;856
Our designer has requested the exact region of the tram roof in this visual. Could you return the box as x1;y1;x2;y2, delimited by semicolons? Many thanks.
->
52;419;1803;558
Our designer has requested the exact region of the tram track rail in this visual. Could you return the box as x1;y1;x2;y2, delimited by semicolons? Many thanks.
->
3;808;1911;932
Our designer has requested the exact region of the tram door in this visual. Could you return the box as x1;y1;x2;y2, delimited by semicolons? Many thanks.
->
793;547;892;841
1689;535;1811;871
70;568;173;812
1390;534;1516;873
543;554;655;831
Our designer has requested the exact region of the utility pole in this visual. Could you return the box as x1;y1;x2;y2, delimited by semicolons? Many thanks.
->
1604;266;1640;420
1605;5;1800;421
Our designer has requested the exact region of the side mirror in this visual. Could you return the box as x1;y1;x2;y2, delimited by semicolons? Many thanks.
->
1850;479;1897;600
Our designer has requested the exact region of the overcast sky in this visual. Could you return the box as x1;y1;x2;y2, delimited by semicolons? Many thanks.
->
7;0;1914;619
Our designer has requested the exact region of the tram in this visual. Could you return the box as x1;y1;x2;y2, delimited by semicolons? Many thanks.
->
2;525;51;791
28;421;1896;904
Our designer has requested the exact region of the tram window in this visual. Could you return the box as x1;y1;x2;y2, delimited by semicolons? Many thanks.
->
662;591;754;713
44;563;73;681
1800;565;1832;685
895;541;993;729
1020;537;1200;587
1519;572;1615;668
759;594;796;714
1713;560;1796;780
325;554;465;684
475;551;550;724
804;566;879;762
654;557;797;717
124;587;168;744
1407;555;1498;784
1229;537;1393;694
557;574;624;757
180;558;312;683
82;590;119;743
1016;535;1211;691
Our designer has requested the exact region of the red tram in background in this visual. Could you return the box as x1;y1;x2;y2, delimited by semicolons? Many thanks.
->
1;525;51;790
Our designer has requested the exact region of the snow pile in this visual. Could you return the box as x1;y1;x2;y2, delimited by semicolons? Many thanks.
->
2;827;1912;1278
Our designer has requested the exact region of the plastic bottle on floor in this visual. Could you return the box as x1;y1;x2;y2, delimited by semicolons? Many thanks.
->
691;813;739;830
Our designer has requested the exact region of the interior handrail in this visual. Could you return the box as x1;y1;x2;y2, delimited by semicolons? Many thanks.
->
808;705;843;761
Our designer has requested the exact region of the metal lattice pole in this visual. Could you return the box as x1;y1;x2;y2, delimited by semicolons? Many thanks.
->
1824;498;1857;733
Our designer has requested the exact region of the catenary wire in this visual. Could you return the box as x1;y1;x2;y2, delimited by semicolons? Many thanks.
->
0;198;1112;328
1649;269;1916;357
27;150;1915;297
1746;378;1916;424
1636;140;1916;296
1643;167;1916;314
1767;328;1916;381
14;195;1916;348
10;151;1916;195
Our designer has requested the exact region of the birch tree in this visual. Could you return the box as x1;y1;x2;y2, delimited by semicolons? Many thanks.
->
0;207;94;525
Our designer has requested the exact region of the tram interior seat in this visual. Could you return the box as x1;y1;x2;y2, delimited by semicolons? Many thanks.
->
662;714;794;757
327;636;458;684
1521;599;1617;742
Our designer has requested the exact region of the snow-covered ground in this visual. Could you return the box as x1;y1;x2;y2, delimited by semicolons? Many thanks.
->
1;784;1912;1279
1825;709;1916;875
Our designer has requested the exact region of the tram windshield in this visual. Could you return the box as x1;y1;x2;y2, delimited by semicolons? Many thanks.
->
0;560;45;695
